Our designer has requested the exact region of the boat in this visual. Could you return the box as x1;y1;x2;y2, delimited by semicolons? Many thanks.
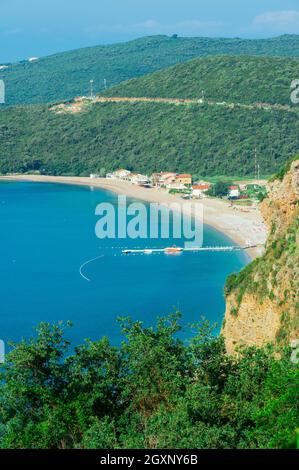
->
164;247;183;254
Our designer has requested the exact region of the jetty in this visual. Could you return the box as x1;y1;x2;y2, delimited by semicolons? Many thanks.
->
122;244;259;255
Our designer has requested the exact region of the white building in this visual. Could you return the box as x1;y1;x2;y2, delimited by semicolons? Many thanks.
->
192;184;211;198
228;186;240;198
166;182;187;191
111;169;132;181
130;174;149;185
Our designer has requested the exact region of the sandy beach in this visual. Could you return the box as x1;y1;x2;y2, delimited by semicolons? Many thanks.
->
0;175;268;259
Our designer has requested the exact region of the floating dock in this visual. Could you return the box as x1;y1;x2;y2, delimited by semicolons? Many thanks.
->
122;245;257;255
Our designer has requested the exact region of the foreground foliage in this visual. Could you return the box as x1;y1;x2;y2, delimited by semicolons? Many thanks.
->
0;315;297;449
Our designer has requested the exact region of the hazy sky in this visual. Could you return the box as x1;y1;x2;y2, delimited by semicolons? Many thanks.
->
1;0;299;62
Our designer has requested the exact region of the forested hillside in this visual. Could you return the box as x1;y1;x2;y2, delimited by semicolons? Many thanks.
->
1;34;299;106
0;99;298;177
103;56;299;106
1;54;298;177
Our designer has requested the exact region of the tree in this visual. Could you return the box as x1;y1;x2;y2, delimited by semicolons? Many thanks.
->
208;181;232;198
0;316;297;449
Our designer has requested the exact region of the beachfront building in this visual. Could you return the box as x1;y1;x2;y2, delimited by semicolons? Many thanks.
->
176;174;192;186
130;173;150;186
192;183;211;198
228;186;240;198
166;182;187;192
108;169;132;181
151;172;177;188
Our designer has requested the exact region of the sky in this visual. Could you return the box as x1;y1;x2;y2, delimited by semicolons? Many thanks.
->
1;0;299;62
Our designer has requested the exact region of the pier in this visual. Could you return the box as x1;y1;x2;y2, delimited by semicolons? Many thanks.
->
122;244;259;255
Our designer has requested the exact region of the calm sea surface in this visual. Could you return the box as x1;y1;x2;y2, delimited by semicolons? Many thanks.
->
0;182;249;346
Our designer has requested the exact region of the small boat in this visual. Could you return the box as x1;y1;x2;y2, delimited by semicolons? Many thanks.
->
164;247;183;254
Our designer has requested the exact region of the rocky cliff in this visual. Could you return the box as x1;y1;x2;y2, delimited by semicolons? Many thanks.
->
222;158;299;354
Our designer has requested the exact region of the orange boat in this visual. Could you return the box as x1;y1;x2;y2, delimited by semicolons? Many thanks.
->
164;247;183;254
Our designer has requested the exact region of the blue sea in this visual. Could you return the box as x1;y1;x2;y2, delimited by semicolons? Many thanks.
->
0;181;249;346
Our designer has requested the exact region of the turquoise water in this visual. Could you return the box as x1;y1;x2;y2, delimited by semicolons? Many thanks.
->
0;182;249;346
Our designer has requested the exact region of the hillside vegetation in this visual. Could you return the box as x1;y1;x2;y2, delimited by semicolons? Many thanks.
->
1;34;299;106
103;56;299;106
1;55;298;177
0;99;298;177
0;316;298;449
223;158;299;353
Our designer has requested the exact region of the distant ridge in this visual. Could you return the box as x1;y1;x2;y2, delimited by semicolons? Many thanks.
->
1;34;299;106
103;55;299;106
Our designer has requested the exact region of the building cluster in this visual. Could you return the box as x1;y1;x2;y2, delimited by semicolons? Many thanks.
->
90;169;267;201
105;169;151;187
101;169;212;198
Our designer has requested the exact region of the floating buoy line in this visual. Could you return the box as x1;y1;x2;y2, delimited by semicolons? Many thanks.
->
79;243;259;282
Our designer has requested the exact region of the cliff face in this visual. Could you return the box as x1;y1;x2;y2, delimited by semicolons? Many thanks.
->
222;159;299;354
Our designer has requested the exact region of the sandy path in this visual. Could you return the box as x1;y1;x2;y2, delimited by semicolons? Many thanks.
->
0;175;267;259
50;96;295;115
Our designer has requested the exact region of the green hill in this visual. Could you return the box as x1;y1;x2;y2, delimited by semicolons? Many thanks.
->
0;102;298;177
1;34;299;106
103;55;299;106
1;55;299;178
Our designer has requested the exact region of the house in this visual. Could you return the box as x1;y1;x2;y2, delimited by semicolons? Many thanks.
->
130;173;149;185
166;182;187;192
112;169;132;181
151;172;176;187
176;174;192;186
28;57;39;62
192;184;211;198
228;186;240;198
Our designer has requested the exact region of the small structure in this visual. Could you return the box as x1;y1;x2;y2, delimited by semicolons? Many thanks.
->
151;172;176;188
130;173;150;185
166;182;187;192
28;57;39;62
111;169;132;181
239;183;248;192
192;184;211;198
228;186;240;199
176;174;192;186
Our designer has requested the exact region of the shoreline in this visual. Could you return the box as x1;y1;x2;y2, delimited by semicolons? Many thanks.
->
0;175;268;259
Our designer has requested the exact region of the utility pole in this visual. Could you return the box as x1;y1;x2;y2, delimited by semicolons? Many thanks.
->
254;147;258;181
90;79;94;99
